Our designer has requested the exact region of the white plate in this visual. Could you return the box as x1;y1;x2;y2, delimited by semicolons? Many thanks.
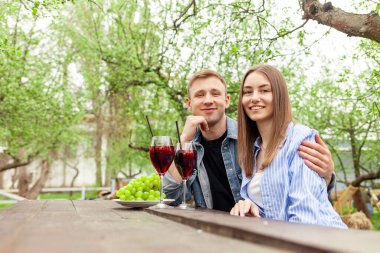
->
113;199;175;208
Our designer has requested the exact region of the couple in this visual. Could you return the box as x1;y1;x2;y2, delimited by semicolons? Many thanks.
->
163;64;346;228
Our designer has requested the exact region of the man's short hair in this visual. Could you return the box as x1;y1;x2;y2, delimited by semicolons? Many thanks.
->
187;69;227;97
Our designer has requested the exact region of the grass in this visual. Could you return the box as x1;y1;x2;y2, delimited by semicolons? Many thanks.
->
372;212;380;231
0;203;13;209
39;192;82;200
39;191;100;200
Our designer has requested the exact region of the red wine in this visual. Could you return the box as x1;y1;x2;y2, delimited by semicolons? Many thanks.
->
174;150;197;180
149;145;175;175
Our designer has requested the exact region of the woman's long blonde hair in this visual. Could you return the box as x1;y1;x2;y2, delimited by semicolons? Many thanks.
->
237;64;292;177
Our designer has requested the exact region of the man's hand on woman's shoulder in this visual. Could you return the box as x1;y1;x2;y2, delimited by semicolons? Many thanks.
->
298;132;334;186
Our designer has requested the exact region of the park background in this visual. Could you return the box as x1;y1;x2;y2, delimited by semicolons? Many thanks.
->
0;0;379;228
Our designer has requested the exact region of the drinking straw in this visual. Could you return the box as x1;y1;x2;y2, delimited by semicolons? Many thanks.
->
176;121;182;150
145;115;154;137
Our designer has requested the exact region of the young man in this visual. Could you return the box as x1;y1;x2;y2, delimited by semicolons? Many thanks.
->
163;70;335;212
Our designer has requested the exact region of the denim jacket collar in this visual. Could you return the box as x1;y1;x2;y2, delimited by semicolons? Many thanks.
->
193;116;237;144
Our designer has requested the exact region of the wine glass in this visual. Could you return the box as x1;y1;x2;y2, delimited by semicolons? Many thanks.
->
174;142;197;209
149;136;175;209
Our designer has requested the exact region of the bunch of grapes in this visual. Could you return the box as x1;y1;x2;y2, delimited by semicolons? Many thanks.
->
116;174;166;201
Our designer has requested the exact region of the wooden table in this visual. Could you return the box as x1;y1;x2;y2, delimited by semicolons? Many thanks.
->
0;200;379;253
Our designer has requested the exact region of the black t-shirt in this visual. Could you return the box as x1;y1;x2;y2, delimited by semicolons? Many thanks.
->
200;131;235;212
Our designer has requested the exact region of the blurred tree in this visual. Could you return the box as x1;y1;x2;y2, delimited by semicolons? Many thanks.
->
0;1;82;198
291;57;380;218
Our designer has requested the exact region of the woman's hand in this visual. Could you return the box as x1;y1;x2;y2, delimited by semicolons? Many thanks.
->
230;199;261;217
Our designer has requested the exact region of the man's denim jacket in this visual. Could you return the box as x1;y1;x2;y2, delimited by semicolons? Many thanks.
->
163;116;243;209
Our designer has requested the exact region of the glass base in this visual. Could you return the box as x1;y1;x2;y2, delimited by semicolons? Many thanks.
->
149;203;173;209
178;203;194;210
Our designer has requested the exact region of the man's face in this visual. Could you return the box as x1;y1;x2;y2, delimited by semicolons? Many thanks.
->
186;76;230;127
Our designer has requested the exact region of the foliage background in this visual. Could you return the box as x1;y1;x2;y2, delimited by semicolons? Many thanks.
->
0;0;379;196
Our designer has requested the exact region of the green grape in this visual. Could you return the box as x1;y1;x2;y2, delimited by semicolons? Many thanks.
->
154;191;160;198
124;190;131;198
120;194;127;201
142;192;149;200
116;189;123;198
162;193;166;199
153;179;160;190
135;191;143;198
140;175;147;182
147;195;156;201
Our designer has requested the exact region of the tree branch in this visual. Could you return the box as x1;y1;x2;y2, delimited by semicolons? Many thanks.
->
302;0;380;43
351;169;380;187
0;156;33;173
128;143;148;152
173;0;197;30
269;20;308;41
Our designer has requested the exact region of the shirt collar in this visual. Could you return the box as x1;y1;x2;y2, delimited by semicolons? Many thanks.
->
254;122;294;150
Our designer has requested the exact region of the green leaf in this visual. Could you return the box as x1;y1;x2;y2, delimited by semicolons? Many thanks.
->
32;7;38;17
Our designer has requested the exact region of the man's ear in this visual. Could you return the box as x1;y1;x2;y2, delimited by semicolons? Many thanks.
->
225;95;230;108
186;97;192;110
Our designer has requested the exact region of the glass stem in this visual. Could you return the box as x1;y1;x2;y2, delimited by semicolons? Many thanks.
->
159;174;164;204
182;179;186;206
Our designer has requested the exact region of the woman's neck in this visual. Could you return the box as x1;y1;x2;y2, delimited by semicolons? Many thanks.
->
257;120;273;149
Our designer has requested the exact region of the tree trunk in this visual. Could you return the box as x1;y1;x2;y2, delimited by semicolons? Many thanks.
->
352;190;371;219
69;163;80;197
302;0;380;43
62;157;67;187
0;155;11;188
0;171;3;189
348;126;361;178
17;166;29;197
105;95;114;186
94;97;103;186
25;160;50;199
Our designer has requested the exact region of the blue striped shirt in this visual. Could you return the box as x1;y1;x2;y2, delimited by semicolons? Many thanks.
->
240;122;347;228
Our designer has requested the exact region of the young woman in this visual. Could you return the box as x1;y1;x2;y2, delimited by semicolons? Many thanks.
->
230;64;346;228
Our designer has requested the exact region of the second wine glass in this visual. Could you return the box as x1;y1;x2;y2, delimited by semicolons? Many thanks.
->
174;142;197;209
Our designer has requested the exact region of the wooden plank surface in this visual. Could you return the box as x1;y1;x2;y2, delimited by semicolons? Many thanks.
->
0;200;288;253
146;207;380;253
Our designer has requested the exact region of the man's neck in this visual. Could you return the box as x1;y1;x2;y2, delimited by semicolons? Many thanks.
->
201;115;228;141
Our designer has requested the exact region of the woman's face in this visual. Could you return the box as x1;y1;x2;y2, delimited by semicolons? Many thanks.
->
241;71;274;124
